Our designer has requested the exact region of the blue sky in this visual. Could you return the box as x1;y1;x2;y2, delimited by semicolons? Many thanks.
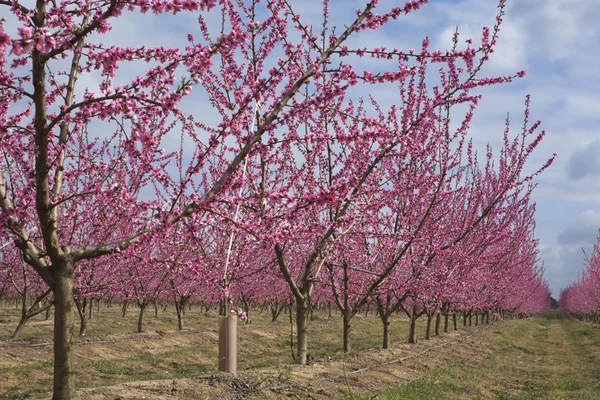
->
5;0;597;296
80;0;600;295
400;0;600;296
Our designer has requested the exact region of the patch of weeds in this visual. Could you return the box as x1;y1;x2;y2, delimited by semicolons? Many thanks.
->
511;345;534;355
556;378;584;391
1;386;51;400
94;359;134;376
380;375;458;400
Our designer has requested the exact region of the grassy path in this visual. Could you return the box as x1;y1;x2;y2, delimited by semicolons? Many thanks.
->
380;312;600;399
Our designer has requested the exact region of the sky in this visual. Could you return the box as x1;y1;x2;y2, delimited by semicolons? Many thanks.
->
139;0;599;296
415;0;600;297
5;0;598;296
395;0;600;296
67;0;600;296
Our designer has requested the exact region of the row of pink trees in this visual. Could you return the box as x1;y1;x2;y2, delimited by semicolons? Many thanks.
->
559;235;600;323
0;0;554;398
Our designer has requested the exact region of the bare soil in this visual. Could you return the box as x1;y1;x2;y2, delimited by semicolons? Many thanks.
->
0;304;507;399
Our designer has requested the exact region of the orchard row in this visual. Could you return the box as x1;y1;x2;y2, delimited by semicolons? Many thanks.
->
0;0;553;398
560;236;600;324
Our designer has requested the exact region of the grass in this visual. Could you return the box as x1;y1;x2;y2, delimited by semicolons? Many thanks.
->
0;302;428;399
2;304;599;400
379;311;600;400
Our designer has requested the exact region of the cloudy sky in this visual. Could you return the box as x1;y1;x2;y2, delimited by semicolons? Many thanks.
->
396;0;600;296
77;0;600;295
5;0;596;295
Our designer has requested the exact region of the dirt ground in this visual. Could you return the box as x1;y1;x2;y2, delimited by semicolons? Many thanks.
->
0;304;500;399
71;327;495;400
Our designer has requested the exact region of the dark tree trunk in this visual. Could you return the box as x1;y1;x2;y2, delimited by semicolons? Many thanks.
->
453;313;457;331
175;300;184;330
137;301;148;333
241;295;250;324
342;310;351;353
122;300;128;318
270;301;284;322
408;305;418;344
12;283;29;339
381;313;390;349
296;297;310;365
74;298;87;337
444;311;449;333
425;313;432;340
52;265;75;400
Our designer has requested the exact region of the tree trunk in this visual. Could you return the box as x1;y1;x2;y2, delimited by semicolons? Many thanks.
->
463;311;467;327
122;300;128;318
242;297;250;324
153;300;158;318
296;298;309;365
408;305;418;344
453;313;457;331
468;312;472;326
74;298;87;337
444;311;449;333
52;270;75;400
486;312;490;324
381;313;390;349
328;302;332;318
342;310;351;353
175;300;184;330
11;317;27;339
475;311;479;326
425;313;432;340
270;302;284;322
88;298;92;320
137;302;147;333
12;284;29;339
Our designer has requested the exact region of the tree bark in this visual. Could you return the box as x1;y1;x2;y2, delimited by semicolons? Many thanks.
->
425;313;432;340
408;305;418;344
52;269;75;400
296;298;309;364
74;298;87;337
444;311;449;333
435;312;441;336
137;301;147;333
342;310;351;353
381;313;390;349
175;300;184;330
453;312;457;331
